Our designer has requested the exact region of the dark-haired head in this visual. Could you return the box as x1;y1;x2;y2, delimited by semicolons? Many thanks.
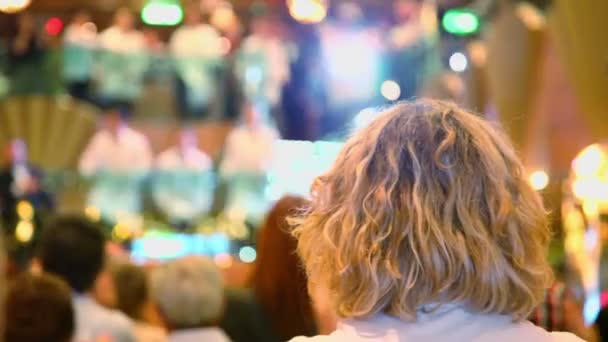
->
37;214;106;293
5;272;74;342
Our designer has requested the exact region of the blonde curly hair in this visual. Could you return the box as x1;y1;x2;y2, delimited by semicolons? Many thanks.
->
292;99;552;321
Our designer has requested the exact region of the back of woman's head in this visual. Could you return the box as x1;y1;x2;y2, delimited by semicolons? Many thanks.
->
254;195;316;340
5;272;74;342
293;99;552;321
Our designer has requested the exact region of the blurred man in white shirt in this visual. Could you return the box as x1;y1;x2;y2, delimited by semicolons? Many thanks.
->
63;10;97;102
220;104;278;176
79;110;152;175
170;4;224;120
99;8;145;54
79;110;152;227
96;8;147;114
153;128;214;225
220;104;278;224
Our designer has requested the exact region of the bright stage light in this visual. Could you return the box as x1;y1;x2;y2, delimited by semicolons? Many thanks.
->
15;220;34;243
449;52;468;72
288;0;328;24
0;0;31;13
529;170;549;191
141;0;183;26
442;8;480;36
239;246;257;263
381;80;401;101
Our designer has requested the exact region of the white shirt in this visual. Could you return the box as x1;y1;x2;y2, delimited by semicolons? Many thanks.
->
73;294;135;342
156;146;212;171
220;125;278;176
153;146;214;220
290;307;583;342
79;126;153;175
64;24;98;47
99;26;145;54
170;24;223;58
169;327;231;342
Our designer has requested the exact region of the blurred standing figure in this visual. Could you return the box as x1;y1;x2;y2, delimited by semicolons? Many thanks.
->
152;257;230;342
36;215;135;342
96;8;147;115
7;13;51;95
170;3;224;121
5;272;75;342
79;109;152;226
236;12;290;129
153;128;214;225
63;10;97;102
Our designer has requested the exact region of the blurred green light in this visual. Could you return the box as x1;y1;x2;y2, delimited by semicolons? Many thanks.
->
442;9;480;36
141;1;183;26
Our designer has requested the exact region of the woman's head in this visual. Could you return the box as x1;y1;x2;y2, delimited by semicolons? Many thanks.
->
254;196;316;340
293;99;552;321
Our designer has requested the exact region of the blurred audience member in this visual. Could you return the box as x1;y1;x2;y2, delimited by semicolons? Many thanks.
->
170;3;224;120
153;128;213;225
221;196;319;342
97;7;147;114
63;10;97;102
289;100;581;341
5;272;74;342
152;257;230;342
236;12;289;127
37;214;135;342
220;104;278;176
113;263;168;342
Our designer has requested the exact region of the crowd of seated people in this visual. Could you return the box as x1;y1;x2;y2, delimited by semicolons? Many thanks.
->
1;99;606;342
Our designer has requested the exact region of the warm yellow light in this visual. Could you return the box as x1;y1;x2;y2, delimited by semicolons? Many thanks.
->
572;144;606;178
288;0;327;24
529;170;549;191
85;206;101;222
17;201;33;220
112;223;132;241
15;220;34;243
0;0;31;13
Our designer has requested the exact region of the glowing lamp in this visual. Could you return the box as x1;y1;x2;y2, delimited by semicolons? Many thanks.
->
381;80;401;101
529;170;549;191
287;0;328;24
141;0;183;26
442;8;480;36
15;220;34;243
0;0;31;13
45;17;64;36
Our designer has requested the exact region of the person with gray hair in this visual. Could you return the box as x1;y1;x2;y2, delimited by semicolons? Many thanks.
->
151;257;231;342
